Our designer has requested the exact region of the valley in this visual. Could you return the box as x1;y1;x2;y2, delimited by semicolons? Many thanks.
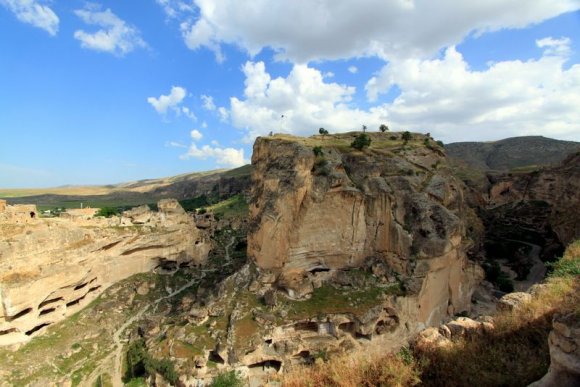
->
0;132;578;386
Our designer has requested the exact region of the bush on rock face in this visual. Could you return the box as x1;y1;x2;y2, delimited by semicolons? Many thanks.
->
351;133;371;150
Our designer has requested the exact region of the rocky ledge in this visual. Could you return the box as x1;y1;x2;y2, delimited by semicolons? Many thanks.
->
0;199;209;346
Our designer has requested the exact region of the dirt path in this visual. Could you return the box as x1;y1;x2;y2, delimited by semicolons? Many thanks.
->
84;274;204;387
84;236;238;386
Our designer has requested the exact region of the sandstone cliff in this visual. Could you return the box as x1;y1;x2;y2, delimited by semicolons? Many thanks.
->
0;199;209;346
248;132;482;328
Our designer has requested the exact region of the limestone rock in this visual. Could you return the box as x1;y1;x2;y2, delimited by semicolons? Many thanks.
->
248;133;482;328
497;292;532;312
0;199;209;346
529;313;580;387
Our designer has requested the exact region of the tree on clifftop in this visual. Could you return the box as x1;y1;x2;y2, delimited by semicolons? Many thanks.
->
351;133;371;150
319;127;329;136
402;131;412;144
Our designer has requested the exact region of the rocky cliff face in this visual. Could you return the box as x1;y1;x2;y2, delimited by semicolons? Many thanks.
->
248;133;482;328
487;152;580;247
0;199;209;346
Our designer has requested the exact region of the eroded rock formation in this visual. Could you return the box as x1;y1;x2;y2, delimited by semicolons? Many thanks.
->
248;133;483;328
530;313;580;387
0;199;209;346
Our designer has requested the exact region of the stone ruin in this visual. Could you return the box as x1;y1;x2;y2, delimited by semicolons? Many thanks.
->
0;199;38;224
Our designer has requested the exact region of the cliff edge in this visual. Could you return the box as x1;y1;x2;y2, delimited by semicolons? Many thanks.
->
248;132;482;327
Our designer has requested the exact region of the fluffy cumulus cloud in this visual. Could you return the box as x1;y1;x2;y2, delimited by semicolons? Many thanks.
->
365;37;580;142
1;0;59;35
147;86;187;115
230;61;388;140
74;5;147;56
180;143;246;167
181;18;225;63
190;129;203;140
181;0;578;62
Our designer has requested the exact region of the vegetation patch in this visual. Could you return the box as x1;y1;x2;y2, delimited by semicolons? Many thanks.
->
206;194;249;219
282;281;398;320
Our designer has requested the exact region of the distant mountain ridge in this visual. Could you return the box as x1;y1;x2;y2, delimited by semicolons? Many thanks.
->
446;136;580;171
0;164;252;209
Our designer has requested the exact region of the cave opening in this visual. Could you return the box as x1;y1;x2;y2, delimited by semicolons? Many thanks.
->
208;350;225;365
39;297;63;309
25;323;51;336
294;321;318;332
39;307;56;316
8;307;32;322
248;359;282;373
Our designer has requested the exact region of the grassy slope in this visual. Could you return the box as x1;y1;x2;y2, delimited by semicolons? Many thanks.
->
282;240;580;387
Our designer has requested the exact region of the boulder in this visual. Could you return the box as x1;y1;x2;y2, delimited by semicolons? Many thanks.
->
497;292;532;312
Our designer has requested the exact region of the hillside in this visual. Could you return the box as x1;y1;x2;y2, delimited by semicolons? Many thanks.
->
446;136;579;172
0;165;252;211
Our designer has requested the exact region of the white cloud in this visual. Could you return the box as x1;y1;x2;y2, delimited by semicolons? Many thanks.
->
365;38;580;142
218;106;229;122
180;143;246;167
156;0;194;19
348;66;358;74
323;71;335;79
181;106;197;121
190;129;203;141
536;36;571;57
229;61;388;140
166;141;187;148
74;5;147;56
201;94;216;110
1;0;59;35
201;121;208;128
183;0;578;62
180;18;225;63
147;86;187;115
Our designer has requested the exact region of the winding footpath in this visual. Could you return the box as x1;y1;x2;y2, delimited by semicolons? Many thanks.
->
85;235;237;386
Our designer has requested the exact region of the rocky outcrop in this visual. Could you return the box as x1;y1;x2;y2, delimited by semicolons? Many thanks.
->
487;152;580;247
530;313;580;387
0;199;209;346
248;133;483;329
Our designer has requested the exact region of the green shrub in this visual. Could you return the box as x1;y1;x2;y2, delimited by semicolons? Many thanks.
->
210;370;244;387
313;146;323;157
351;133;371;150
124;339;178;385
96;207;119;218
318;128;329;135
379;124;389;132
547;256;580;278
402;131;412;143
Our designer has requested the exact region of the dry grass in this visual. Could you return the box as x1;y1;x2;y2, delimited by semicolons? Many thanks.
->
283;349;421;387
282;240;580;387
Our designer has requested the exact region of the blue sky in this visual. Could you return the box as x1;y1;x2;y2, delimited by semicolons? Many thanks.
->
1;1;579;188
